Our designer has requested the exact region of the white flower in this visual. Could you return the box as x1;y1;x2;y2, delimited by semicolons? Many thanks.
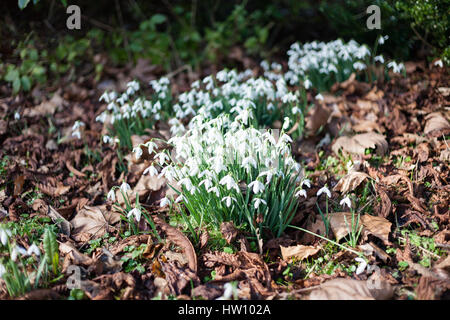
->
315;93;324;101
0;227;12;246
119;182;131;193
340;196;352;209
316;185;331;198
217;282;239;300
145;141;158;155
374;55;384;63
295;189;307;198
72;120;85;131
301;179;311;189
0;264;5;278
127;207;142;222
143;165;158;177
282;117;290;130
27;243;41;257
11;245;27;261
154;152;169;166
133;146;143;160
434;59;443;68
248;180;265;194
72;130;81;139
107;189;116;202
160;197;171;207
14;112;20;120
355;257;367;275
219;175;239;192
222;196;237;208
304;78;312;89
253;198;267;209
353;61;366;71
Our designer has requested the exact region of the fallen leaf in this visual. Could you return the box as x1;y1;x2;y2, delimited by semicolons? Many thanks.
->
305;103;331;135
70;205;120;240
424;112;450;137
329;212;354;241
334;171;369;194
361;215;392;245
332;132;388;156
308;278;394;300
23;92;63;117
220;221;239;244
153;215;197;273
280;244;320;261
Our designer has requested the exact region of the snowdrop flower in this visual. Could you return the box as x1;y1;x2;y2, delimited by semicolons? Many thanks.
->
219;175;239;192
133;146;143;160
27;243;41;257
72;130;81;139
304;78;312;89
144;141;158;155
295;189;307;198
222;196;237;208
143;165;158;177
0;226;12;246
434;59;443;68
253;198;267;209
217;282;239;300
107;189;116;202
301;179;311;189
160;197;171;208
316;185;331;198
315;93;324;101
387;61;405;73
282;117;290;130
340;196;352;209
127;207;142;222
374;55;384;63
355;257;367;275
103;135;112;144
154;152;169;166
0;264;5;278
248;180;265;194
14;112;20;120
11;245;27;261
353;61;366;71
72;120;85;131
119;182;131;193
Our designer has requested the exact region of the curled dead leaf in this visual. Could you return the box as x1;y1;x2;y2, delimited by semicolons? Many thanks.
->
70;205;120;240
361;215;392;245
424;112;450;137
308;278;394;300
332;132;388;156
334;171;369;194
280;244;320;261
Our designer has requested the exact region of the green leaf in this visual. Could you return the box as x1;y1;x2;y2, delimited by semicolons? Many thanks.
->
150;14;166;26
4;67;19;82
18;0;30;9
12;77;21;94
21;76;31;92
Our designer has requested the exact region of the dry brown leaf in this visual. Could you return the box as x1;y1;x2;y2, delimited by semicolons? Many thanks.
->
70;205;120;240
23;92;63;117
153;215;197;273
352;120;384;133
220;221;239;244
305;103;331;135
308;278;394;300
334;171;369;194
332;132;388;156
329;212;354;241
46;205;71;236
361;215;392;245
424;112;450;137
280;244;320;261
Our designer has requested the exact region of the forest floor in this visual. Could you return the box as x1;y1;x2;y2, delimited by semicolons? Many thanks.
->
0;56;449;300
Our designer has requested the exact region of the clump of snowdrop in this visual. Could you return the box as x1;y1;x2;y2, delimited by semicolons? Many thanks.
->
71;120;85;140
96;78;172;150
156;113;308;239
285;38;404;92
169;68;308;139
